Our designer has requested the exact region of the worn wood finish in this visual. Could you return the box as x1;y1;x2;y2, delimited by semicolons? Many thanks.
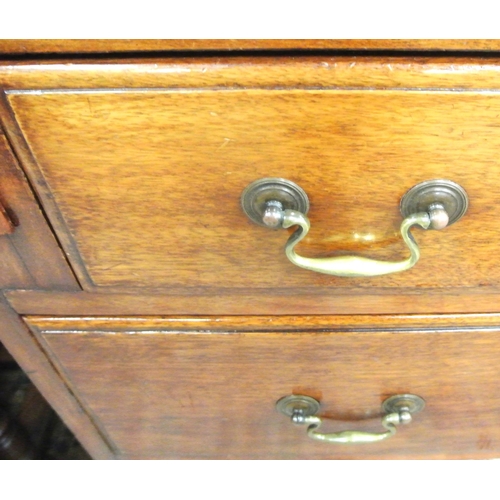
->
6;57;500;91
0;117;80;290
2;40;500;54
6;86;500;301
0;298;115;459
25;315;500;459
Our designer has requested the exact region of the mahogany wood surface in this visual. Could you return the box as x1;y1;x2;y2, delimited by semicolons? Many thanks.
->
25;314;500;459
0;298;114;459
0;127;79;290
3;49;500;460
5;81;500;305
2;40;500;54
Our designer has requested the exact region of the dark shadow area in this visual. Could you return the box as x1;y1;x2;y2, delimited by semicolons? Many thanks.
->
0;343;90;460
3;49;500;63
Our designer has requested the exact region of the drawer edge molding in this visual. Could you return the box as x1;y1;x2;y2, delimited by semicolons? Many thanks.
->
4;57;500;90
22;312;500;334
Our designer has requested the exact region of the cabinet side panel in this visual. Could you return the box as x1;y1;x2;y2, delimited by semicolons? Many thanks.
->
0;95;80;290
0;300;114;458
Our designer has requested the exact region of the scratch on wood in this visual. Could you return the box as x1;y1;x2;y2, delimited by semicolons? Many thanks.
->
218;138;232;150
86;97;93;115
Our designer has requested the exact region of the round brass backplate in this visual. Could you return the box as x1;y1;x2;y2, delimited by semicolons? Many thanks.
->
241;178;310;227
400;179;468;228
276;395;321;417
382;394;426;415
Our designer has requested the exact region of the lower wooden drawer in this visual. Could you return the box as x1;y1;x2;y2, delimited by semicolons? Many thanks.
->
24;315;500;459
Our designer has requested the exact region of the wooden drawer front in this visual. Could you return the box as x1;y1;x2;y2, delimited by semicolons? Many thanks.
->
25;316;500;459
5;67;500;302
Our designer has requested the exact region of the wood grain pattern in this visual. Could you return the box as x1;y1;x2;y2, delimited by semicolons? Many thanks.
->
0;298;114;459
25;315;500;459
5;52;500;461
5;57;500;91
0;126;79;290
6;87;500;300
2;40;500;54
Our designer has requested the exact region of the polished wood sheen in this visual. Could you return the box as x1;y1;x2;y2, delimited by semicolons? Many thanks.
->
27;313;500;331
7;85;500;298
4;57;500;91
25;315;500;459
2;40;500;53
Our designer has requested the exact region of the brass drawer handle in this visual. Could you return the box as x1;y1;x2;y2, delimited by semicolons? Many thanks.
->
276;394;425;444
241;178;468;277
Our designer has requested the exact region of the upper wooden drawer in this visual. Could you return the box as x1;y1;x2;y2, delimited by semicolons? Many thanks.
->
3;58;500;312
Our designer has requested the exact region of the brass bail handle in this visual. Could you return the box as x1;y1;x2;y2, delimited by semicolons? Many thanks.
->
241;178;468;278
276;394;425;444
